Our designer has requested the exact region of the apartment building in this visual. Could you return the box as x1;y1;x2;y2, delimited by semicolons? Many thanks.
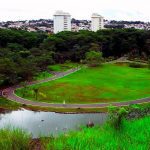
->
91;13;104;32
53;10;71;33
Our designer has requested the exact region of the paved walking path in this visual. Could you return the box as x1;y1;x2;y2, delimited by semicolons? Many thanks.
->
2;62;150;108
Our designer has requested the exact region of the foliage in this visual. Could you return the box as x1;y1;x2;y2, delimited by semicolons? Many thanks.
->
0;29;52;86
0;128;31;150
127;103;150;119
148;59;150;69
1;28;150;86
129;62;147;68
0;28;47;48
85;50;103;66
108;106;128;129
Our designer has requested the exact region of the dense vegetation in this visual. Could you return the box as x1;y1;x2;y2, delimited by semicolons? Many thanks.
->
16;63;150;104
0;28;150;150
0;128;31;150
0;28;150;85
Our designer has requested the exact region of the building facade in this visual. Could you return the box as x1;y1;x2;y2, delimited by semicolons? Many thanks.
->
53;11;71;33
91;13;104;32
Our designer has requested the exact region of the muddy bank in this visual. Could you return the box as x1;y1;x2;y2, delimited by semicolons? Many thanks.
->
0;107;9;113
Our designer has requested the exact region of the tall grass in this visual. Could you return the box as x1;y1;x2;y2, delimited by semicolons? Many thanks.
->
47;116;150;150
0;128;31;150
0;97;21;110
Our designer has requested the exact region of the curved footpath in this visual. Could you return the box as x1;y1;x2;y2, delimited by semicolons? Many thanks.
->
2;65;150;108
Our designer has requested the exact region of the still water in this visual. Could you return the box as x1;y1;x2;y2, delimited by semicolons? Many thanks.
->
0;109;107;138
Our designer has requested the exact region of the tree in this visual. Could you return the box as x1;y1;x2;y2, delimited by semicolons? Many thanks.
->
33;88;39;100
89;43;102;52
0;58;18;85
85;51;103;67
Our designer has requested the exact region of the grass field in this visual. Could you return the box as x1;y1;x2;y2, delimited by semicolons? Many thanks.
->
16;63;150;104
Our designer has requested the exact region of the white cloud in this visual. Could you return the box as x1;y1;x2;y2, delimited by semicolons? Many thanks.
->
0;0;150;21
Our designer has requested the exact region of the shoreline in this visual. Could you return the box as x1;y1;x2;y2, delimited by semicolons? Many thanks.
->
0;105;108;114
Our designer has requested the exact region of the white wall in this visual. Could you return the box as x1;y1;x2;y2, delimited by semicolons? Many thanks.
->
54;15;71;33
54;16;64;33
91;17;104;32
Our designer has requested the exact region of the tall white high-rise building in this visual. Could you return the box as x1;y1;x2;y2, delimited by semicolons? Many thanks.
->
91;13;104;32
53;10;71;33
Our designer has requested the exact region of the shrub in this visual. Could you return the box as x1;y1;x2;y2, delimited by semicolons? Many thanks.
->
85;51;103;67
148;59;150;69
129;62;146;68
108;106;128;129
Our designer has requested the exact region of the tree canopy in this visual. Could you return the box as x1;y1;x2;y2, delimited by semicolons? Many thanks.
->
0;28;150;86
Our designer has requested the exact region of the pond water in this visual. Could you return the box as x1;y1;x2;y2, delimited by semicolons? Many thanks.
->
0;109;107;138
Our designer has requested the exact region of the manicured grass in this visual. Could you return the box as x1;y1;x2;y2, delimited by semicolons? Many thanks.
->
16;63;150;104
48;116;150;150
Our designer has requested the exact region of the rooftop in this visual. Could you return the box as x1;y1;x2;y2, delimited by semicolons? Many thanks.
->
92;13;103;18
54;10;71;16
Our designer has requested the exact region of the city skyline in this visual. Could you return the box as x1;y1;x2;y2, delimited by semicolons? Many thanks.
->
0;0;150;22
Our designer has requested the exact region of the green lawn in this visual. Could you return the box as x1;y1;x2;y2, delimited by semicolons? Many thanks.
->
16;63;150;104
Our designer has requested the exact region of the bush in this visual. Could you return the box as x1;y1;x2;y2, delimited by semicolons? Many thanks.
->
148;59;150;69
129;62;146;68
85;51;103;67
108;106;128;129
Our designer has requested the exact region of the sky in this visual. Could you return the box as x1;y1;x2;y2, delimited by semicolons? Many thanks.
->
0;0;150;22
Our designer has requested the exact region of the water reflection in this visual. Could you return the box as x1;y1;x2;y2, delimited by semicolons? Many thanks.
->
0;109;107;138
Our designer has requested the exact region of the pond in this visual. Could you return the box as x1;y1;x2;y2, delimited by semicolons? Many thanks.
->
0;109;107;138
